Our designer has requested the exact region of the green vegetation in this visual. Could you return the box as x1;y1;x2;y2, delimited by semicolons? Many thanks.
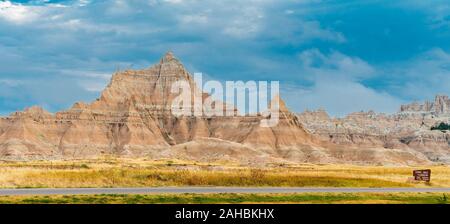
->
431;122;450;132
0;193;448;204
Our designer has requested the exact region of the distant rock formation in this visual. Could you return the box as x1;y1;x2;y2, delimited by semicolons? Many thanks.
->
297;97;450;164
400;95;450;115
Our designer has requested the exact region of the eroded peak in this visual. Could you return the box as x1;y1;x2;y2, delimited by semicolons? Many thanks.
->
161;51;176;63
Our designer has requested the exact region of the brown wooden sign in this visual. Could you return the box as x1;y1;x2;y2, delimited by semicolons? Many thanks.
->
413;169;431;182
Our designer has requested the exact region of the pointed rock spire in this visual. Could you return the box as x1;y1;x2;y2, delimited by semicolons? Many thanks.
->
161;51;176;63
269;94;289;113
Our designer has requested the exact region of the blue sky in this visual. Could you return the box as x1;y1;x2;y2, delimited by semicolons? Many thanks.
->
1;0;450;117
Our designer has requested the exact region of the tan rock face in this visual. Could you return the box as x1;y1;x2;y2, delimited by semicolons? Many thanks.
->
0;52;317;162
400;95;450;114
0;52;444;165
297;104;450;164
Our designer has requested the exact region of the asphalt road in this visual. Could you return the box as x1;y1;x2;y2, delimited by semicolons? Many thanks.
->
0;187;450;195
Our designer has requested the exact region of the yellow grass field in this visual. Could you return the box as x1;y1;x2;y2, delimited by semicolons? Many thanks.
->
0;158;448;188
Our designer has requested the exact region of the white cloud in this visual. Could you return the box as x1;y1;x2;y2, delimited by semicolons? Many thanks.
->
0;1;71;25
283;80;404;117
163;0;184;4
263;17;346;44
387;48;450;100
180;14;208;24
298;48;375;80
222;6;264;38
78;0;91;7
105;0;134;16
298;21;346;43
285;48;450;116
0;0;394;116
0;1;40;24
285;9;294;14
0;78;23;87
283;49;403;116
60;70;112;80
79;80;108;92
395;1;450;29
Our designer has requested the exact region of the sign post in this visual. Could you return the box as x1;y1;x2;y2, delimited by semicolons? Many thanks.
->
413;169;431;182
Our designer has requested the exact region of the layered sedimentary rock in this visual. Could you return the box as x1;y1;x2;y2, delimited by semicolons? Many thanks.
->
297;104;450;164
400;95;450;115
0;52;318;163
0;52;445;165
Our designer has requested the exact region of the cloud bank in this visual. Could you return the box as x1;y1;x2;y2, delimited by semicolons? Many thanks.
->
1;0;450;117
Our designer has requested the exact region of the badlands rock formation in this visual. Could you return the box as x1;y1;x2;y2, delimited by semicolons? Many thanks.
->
0;52;443;165
401;95;450;114
298;101;450;164
0;52;316;163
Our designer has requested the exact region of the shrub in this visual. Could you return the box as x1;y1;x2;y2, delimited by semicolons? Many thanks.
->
431;122;450;132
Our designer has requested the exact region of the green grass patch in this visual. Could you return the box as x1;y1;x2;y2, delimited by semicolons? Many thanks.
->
0;193;448;204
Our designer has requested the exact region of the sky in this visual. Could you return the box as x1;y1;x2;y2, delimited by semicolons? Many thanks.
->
1;0;450;117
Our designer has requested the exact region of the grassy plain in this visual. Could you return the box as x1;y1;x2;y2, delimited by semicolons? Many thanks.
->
0;193;448;204
0;158;448;188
